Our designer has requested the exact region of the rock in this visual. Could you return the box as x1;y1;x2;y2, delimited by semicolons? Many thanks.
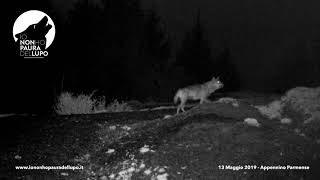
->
244;118;261;127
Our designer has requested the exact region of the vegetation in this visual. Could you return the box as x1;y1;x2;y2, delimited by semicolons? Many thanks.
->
105;100;133;113
54;91;134;115
256;86;320;132
3;90;319;179
54;91;105;115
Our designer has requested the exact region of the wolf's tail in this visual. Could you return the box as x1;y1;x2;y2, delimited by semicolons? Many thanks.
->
174;90;180;104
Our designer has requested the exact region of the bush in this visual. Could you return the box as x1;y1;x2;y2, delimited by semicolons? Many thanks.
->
282;87;320;115
255;100;283;119
55;91;105;115
256;86;320;124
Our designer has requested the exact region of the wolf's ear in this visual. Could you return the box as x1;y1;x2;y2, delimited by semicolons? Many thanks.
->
216;76;220;80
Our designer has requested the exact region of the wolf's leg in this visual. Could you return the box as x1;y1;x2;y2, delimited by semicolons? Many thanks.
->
177;101;183;114
177;104;185;114
200;97;210;104
180;98;186;112
176;105;180;114
200;97;205;104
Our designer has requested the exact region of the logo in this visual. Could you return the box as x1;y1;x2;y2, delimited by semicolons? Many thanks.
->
13;10;55;58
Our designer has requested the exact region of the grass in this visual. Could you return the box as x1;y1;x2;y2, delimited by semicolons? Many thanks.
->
54;91;132;115
54;91;100;115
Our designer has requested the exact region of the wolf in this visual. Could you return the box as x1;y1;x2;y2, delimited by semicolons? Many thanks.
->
15;16;52;50
174;77;224;114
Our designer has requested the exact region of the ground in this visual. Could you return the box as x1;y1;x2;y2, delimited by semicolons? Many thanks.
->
0;92;319;180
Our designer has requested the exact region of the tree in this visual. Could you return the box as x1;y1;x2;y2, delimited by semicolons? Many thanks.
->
135;9;172;99
142;10;171;70
212;46;241;91
61;0;103;93
176;11;214;84
57;0;172;101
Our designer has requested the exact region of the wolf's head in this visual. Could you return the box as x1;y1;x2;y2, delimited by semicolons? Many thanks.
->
15;16;52;49
209;76;224;91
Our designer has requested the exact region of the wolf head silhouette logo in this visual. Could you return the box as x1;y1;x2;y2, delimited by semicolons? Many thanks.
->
13;10;56;58
15;16;52;50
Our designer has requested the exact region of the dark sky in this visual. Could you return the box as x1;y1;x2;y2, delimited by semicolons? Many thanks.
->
51;0;320;90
